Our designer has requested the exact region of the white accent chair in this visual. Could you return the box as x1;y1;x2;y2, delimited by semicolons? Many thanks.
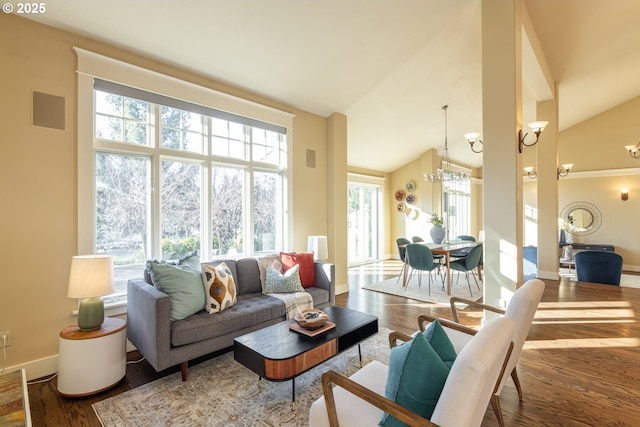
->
419;278;545;427
309;317;515;427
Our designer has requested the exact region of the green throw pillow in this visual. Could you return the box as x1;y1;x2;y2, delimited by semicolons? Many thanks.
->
264;265;305;293
380;325;454;426
422;320;457;368
147;252;205;321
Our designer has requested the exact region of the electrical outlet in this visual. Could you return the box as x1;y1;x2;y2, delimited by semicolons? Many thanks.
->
0;330;10;347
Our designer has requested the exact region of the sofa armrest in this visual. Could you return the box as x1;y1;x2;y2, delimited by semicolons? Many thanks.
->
127;278;172;371
314;261;335;306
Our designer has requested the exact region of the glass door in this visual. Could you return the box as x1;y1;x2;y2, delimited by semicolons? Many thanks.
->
347;183;381;266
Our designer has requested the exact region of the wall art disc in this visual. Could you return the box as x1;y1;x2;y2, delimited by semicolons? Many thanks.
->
396;202;406;212
394;190;406;201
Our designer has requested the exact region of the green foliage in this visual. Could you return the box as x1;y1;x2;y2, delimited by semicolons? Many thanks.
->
162;237;201;259
428;212;444;226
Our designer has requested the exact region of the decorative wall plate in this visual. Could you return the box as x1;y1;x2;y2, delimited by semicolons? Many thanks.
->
406;194;416;205
396;202;406;212
394;190;406;201
406;181;416;192
405;208;419;220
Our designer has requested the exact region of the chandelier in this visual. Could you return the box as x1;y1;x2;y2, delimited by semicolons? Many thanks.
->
424;105;470;187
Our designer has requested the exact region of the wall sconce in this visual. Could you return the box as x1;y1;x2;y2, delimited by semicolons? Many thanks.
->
464;132;483;153
524;166;537;179
557;163;573;179
518;121;548;153
624;142;640;159
621;189;629;201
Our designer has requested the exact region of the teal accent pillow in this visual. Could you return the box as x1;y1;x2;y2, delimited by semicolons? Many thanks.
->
147;252;205;321
422;320;457;368
380;327;454;426
264;265;305;293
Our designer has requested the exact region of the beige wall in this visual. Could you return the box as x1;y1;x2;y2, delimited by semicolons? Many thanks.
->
0;15;339;378
388;149;483;257
523;96;640;270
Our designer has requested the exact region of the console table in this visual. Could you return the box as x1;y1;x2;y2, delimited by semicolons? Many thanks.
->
559;243;615;252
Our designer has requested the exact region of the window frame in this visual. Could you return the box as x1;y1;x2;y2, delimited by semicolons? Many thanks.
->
75;48;294;314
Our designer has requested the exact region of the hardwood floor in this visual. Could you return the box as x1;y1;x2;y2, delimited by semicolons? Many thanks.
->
28;260;640;426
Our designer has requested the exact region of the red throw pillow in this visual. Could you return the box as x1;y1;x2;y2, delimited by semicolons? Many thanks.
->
280;252;316;288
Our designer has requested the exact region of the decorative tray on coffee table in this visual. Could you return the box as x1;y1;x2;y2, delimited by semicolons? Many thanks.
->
289;309;335;337
289;321;336;337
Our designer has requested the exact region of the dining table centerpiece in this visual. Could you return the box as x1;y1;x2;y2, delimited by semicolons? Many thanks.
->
428;212;446;244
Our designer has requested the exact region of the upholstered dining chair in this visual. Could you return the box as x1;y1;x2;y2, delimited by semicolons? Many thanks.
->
309;317;515;427
574;250;623;285
449;244;483;296
413;236;446;265
405;244;442;295
396;238;412;285
417;278;545;427
455;235;476;242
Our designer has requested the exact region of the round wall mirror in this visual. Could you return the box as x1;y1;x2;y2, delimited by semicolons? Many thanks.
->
560;201;602;236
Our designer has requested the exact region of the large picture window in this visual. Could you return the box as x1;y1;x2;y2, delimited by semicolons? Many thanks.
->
77;54;292;304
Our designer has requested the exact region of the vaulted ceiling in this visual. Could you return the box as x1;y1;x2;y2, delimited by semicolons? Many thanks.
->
27;0;640;172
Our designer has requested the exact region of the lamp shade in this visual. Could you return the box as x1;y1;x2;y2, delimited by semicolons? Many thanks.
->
68;255;114;298
307;235;328;261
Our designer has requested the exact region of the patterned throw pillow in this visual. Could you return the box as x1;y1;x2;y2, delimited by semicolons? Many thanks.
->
201;262;237;314
257;254;283;293
264;265;305;293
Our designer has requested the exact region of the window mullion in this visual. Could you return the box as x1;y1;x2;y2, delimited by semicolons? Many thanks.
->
151;104;162;259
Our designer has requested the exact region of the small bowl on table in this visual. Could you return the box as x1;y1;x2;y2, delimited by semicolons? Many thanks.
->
294;309;329;330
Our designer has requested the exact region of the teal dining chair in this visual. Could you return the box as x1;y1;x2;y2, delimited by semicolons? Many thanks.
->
405;243;442;295
395;238;411;285
450;243;483;296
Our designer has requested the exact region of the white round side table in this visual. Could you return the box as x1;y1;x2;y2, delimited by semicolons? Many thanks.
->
57;317;127;397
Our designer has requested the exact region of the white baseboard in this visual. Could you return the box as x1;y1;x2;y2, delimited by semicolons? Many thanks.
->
7;354;58;382
537;270;560;280
335;283;349;295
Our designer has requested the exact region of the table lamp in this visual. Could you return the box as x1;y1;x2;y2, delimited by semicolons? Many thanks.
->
67;255;114;331
307;235;328;261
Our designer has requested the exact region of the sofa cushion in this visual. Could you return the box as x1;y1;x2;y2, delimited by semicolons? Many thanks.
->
280;252;316;288
304;286;330;308
235;258;263;294
170;293;287;346
264;265;305;293
380;331;451;426
146;252;205;321
202;262;237;313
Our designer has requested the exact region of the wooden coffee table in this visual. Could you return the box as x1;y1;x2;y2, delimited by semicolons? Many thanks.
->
233;306;378;409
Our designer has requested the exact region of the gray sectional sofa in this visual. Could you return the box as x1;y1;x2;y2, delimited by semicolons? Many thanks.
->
127;257;335;380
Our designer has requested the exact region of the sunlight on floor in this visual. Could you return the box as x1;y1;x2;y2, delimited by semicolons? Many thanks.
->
524;337;640;350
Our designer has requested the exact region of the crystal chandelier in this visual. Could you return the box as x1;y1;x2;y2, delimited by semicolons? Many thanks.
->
424;105;470;187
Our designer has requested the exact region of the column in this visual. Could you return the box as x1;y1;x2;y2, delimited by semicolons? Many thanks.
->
481;0;523;310
327;113;348;292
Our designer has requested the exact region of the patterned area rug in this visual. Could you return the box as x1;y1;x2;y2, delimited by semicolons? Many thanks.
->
363;272;483;305
93;329;391;427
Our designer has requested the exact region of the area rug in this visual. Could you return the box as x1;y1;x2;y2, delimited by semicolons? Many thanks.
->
93;329;391;427
363;272;483;305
